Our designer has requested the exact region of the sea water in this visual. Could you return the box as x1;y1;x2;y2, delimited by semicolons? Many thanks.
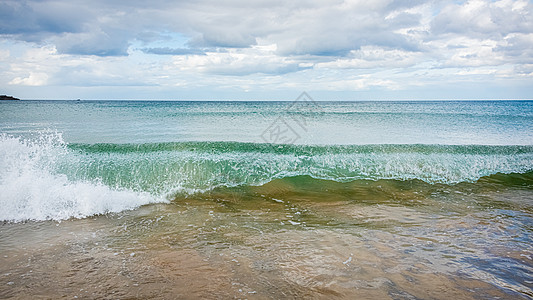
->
0;100;532;298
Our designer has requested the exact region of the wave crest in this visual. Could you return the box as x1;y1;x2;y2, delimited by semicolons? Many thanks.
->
66;141;533;193
0;133;163;222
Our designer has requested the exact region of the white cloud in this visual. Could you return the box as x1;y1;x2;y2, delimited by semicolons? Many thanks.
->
5;45;156;88
0;49;10;60
0;0;532;99
170;44;307;76
9;72;48;86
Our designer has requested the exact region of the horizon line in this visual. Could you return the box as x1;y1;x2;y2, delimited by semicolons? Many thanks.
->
10;98;533;102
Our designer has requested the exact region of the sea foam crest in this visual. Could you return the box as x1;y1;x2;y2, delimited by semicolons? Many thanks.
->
0;132;163;222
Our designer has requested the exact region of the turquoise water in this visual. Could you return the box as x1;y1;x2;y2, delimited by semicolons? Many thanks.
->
0;100;532;298
0;100;532;220
2;100;532;144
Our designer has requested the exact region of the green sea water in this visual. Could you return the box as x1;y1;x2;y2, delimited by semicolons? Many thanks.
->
0;100;532;298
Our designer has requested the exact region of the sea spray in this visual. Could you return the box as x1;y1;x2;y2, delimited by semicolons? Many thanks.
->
0;132;163;222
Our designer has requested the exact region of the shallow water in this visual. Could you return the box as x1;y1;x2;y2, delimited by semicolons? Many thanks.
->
0;100;532;298
1;175;532;299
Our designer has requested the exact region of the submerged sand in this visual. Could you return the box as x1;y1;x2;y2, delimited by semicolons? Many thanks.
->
1;180;532;299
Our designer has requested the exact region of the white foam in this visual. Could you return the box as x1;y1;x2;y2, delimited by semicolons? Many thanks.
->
0;133;164;222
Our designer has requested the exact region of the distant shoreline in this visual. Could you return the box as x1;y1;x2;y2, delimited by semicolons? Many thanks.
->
0;95;20;100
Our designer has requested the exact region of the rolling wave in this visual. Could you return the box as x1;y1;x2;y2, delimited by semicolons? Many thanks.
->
1;132;532;221
65;140;533;191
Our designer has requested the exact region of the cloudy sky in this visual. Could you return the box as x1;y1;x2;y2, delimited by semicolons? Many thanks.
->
0;0;532;100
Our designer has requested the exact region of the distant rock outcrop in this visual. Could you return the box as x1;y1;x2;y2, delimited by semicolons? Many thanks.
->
0;95;20;100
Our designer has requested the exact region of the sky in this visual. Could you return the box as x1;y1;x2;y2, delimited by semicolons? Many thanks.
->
0;0;532;100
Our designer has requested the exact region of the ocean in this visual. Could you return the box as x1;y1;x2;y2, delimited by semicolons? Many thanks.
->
0;99;532;298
